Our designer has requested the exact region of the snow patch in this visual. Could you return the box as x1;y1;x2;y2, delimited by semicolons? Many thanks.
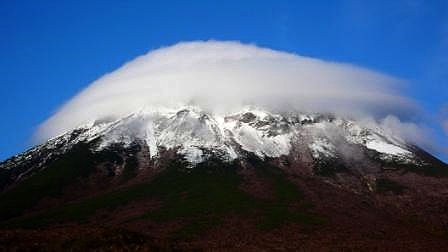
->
231;123;292;158
309;138;336;159
365;141;411;156
35;106;419;166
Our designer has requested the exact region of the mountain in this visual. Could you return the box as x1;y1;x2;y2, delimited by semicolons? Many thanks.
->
1;106;448;251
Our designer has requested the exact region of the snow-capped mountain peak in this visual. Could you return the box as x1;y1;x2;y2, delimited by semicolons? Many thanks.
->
31;106;418;167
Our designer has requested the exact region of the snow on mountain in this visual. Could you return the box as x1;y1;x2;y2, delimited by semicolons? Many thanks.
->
20;106;418;167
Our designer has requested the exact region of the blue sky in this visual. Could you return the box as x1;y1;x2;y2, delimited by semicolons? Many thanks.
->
0;0;447;162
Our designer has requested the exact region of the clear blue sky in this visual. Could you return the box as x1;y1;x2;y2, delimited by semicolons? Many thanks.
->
1;0;447;162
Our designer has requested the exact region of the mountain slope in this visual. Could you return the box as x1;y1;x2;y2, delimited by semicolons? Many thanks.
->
0;107;435;183
0;107;447;250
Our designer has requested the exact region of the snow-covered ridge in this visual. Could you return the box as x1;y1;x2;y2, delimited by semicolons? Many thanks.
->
37;106;417;165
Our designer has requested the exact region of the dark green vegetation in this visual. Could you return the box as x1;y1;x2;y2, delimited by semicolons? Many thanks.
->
3;144;447;250
0;168;11;191
374;147;448;177
406;163;448;177
0;143;147;221
375;178;407;194
0;152;323;241
0;143;99;221
252;164;322;229
121;155;139;182
313;158;347;177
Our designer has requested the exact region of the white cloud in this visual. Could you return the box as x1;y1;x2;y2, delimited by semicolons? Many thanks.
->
36;40;418;141
379;115;433;148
